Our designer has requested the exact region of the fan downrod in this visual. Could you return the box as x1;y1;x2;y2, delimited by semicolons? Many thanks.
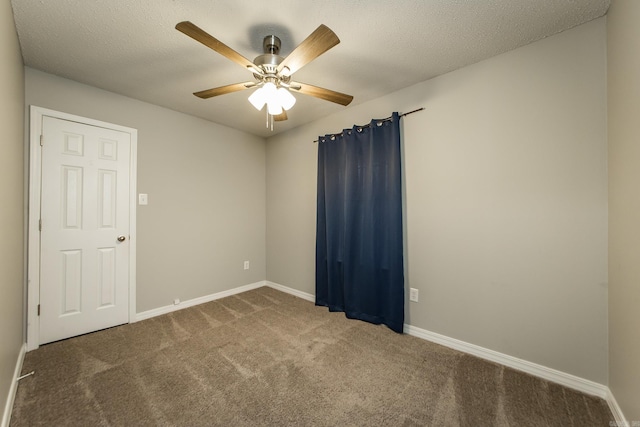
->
263;35;281;55
253;35;285;76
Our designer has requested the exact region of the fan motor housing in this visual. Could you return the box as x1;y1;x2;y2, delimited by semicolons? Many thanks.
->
253;53;283;72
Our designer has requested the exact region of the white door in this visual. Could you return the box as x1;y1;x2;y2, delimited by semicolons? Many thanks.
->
39;116;131;344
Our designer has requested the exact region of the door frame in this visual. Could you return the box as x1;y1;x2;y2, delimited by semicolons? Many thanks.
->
27;106;138;351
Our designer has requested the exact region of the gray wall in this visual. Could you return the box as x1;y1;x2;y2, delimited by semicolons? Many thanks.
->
607;0;640;420
0;0;24;419
266;18;608;384
25;68;266;313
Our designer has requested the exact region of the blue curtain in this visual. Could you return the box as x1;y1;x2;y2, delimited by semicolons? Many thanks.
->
315;112;404;333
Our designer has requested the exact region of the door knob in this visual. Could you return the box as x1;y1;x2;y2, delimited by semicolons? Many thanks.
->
117;235;126;242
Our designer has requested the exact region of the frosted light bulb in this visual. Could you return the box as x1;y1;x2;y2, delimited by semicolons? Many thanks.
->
248;88;266;110
267;100;283;115
277;88;296;111
262;82;277;98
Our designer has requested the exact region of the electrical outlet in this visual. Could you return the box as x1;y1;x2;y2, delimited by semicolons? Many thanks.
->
409;288;419;302
244;261;250;270
173;298;180;305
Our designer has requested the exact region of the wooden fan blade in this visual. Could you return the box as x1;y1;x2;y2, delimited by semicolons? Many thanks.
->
193;82;253;99
290;82;353;106
277;25;340;75
273;110;288;121
176;21;254;69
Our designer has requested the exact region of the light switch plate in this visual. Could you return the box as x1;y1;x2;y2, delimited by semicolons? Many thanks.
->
138;193;148;205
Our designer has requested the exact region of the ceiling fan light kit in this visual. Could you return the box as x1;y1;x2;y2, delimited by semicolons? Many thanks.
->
176;21;353;130
248;81;296;115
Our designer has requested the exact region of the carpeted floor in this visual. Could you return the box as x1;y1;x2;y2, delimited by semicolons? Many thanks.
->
11;286;613;426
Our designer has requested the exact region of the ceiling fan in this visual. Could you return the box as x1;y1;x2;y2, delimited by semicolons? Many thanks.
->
176;21;353;127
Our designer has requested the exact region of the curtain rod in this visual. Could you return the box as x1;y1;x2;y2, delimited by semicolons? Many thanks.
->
313;107;425;143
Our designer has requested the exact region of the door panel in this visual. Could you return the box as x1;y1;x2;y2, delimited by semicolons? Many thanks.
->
40;116;131;344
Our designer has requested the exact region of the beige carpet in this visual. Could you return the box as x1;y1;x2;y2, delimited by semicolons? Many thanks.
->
11;287;613;426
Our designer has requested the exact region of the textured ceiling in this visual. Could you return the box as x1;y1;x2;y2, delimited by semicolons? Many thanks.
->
11;0;609;138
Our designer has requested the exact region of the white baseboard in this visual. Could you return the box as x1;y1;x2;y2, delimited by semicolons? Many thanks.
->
2;343;26;427
606;388;629;426
135;281;315;323
135;281;266;321
133;279;626;421
403;324;608;399
265;281;315;302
